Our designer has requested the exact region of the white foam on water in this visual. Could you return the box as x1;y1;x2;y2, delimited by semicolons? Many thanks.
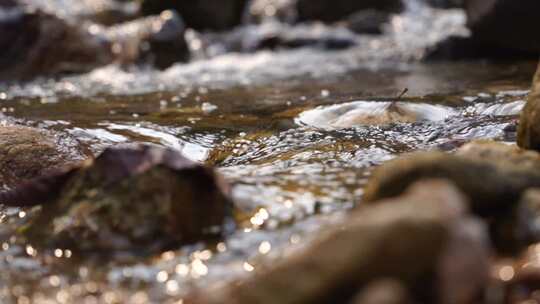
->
296;101;458;129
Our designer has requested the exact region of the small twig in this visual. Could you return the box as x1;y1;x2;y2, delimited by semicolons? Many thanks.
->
397;88;409;100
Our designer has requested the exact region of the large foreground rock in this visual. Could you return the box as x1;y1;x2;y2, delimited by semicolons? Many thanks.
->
16;145;233;252
363;141;540;215
518;63;540;151
364;140;540;253
464;0;540;53
188;180;489;304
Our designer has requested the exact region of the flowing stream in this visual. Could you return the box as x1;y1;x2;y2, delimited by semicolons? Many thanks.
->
0;0;537;303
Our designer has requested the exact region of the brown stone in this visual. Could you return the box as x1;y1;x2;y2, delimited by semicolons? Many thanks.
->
0;9;113;80
363;141;540;216
0;125;85;187
465;0;540;53
188;180;489;304
19;145;234;253
518;62;540;151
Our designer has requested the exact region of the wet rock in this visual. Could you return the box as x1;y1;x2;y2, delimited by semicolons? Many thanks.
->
189;180;489;304
18;145;233;252
518;63;540;151
464;0;540;53
296;101;456;130
0;124;86;188
0;6;189;79
455;140;540;169
0;8;113;80
296;0;403;23
105;10;189;69
363;141;540;216
341;9;390;35
349;279;411;304
140;0;248;31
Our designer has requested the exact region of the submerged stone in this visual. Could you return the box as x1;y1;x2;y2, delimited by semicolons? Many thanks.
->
296;101;457;130
518;63;540;151
17;145;233;253
188;180;489;304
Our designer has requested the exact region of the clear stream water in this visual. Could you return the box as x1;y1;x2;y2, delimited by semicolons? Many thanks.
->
0;1;537;303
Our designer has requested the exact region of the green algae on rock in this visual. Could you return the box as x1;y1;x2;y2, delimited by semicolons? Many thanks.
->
188;180;489;304
17;145;234;253
518;63;540;151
